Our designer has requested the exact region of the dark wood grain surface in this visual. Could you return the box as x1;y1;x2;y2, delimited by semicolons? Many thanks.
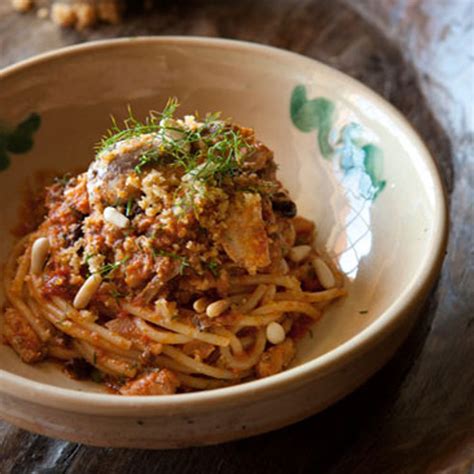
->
1;1;473;473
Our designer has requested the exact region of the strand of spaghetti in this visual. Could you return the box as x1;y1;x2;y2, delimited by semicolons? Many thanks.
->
103;322;162;354
251;301;321;319
74;340;137;377
48;345;80;360
273;288;346;303
28;280;137;354
227;285;258;295
26;298;55;341
27;278;105;347
240;334;255;348
237;284;267;313
123;304;231;347
220;328;266;370
7;291;52;342
101;346;143;363
52;297;132;350
45;304;136;356
162;346;237;380
4;240;52;341
162;320;231;347
212;327;243;354
133;317;192;344
281;316;293;334
33;300;94;342
261;284;276;305
3;236;30;291
10;251;30;295
229;274;300;290
153;355;194;374
176;373;232;390
237;313;282;327
227;293;250;303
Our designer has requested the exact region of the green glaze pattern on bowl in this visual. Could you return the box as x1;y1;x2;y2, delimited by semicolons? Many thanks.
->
290;85;386;200
0;113;41;171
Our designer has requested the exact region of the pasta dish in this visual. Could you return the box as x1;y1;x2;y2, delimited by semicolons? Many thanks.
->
2;100;346;395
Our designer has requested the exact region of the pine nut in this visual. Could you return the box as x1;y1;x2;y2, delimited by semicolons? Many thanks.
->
193;297;210;313
103;207;129;228
288;245;312;263
73;274;102;309
266;322;285;345
30;237;50;275
280;258;289;275
312;257;336;289
206;299;230;318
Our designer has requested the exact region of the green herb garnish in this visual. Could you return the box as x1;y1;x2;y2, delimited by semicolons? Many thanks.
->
178;259;190;275
96;98;178;154
153;249;190;275
97;100;255;188
90;369;104;383
96;256;129;278
125;198;134;217
134;149;162;174
110;287;126;300
54;172;72;186
206;260;220;277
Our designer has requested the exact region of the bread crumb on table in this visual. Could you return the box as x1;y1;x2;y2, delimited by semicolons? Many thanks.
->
73;3;97;30
11;0;35;13
51;2;77;28
11;0;125;30
37;7;49;18
97;0;122;24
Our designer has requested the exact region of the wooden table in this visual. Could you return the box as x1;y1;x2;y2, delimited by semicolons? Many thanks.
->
1;1;473;472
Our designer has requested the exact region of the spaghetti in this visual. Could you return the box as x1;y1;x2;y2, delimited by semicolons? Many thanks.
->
1;100;346;395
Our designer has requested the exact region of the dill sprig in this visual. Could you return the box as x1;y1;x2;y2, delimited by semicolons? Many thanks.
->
54;172;72;186
134;149;162;174
125;198;134;217
110;287;126;301
97;99;255;189
193;128;248;184
96;98;179;154
152;248;190;275
206;260;220;277
96;256;130;278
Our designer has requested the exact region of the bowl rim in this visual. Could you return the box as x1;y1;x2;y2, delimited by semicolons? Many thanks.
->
0;36;449;413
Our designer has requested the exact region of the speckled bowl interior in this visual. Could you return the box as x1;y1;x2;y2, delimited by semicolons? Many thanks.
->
0;39;446;403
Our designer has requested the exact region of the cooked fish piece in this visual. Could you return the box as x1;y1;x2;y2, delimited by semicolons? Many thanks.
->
3;308;46;363
87;133;162;207
256;338;295;378
220;192;271;274
119;368;180;395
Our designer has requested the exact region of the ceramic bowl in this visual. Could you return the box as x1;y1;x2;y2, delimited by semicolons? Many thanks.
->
0;37;448;448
